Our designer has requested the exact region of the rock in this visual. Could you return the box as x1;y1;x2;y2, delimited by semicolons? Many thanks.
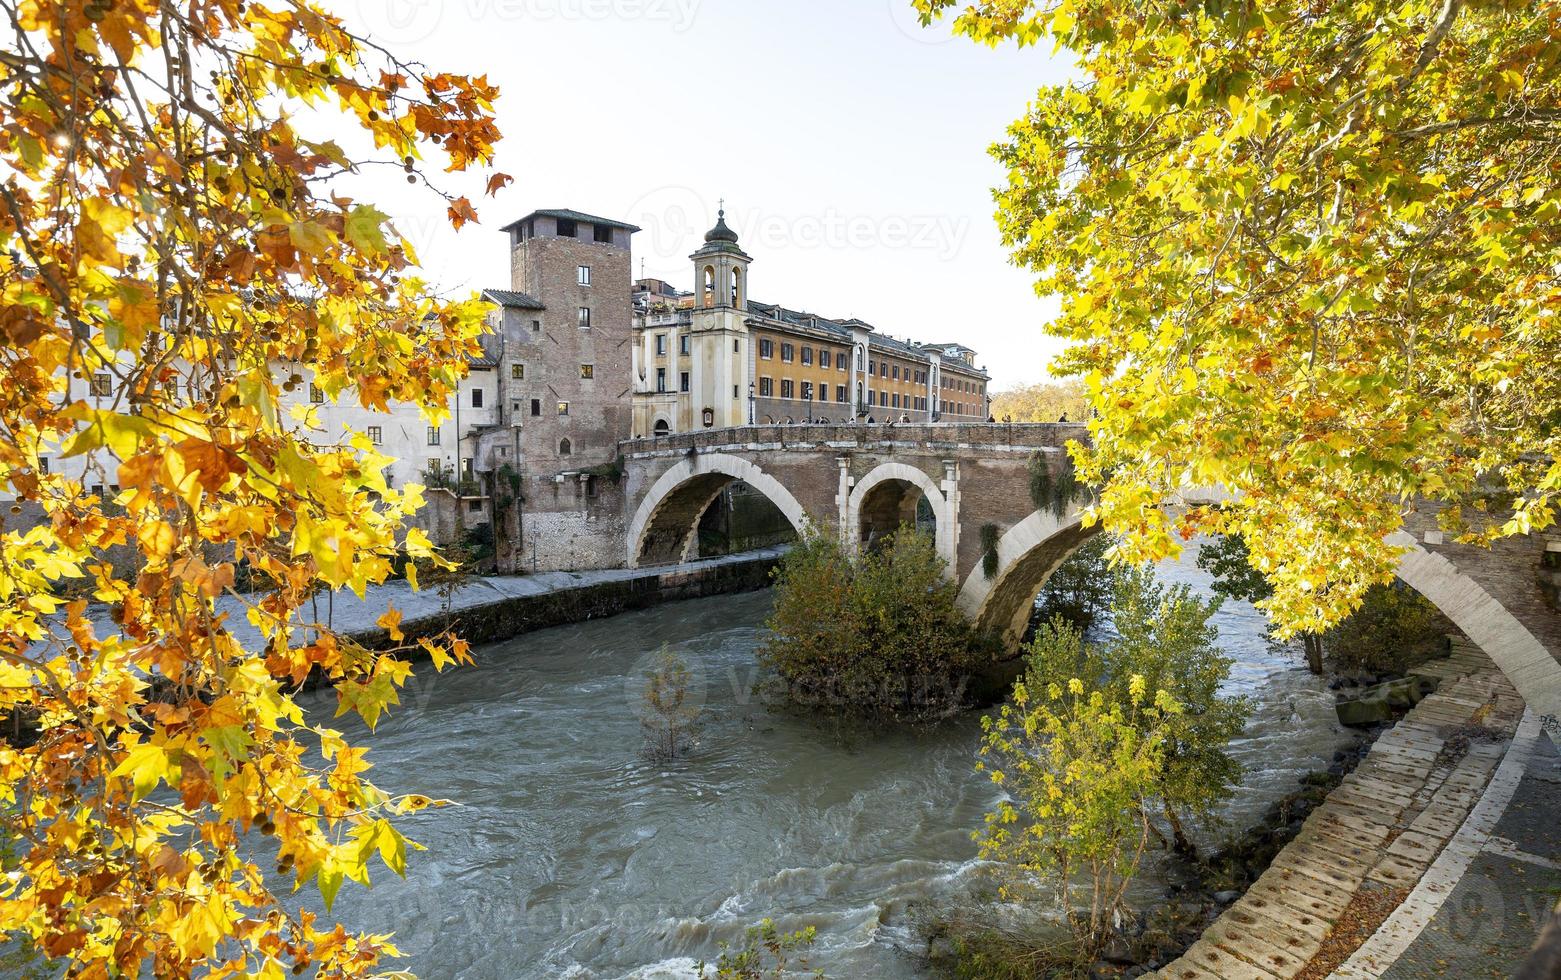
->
1336;695;1393;726
1101;938;1136;965
1213;890;1242;905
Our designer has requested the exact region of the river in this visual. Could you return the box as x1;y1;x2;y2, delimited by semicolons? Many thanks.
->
294;543;1351;978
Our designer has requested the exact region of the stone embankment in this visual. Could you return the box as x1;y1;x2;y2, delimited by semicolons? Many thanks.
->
1147;639;1528;979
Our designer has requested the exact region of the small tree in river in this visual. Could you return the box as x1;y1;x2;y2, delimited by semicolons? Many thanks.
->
977;663;1180;965
761;527;984;722
641;650;698;760
1021;566;1249;858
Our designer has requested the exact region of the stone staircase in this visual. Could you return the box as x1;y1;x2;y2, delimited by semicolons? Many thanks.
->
1147;644;1525;980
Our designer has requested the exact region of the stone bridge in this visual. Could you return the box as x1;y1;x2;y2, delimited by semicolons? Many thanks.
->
618;423;1561;721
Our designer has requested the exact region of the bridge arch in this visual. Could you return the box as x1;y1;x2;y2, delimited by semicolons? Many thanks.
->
958;510;1561;720
627;453;809;567
846;462;955;571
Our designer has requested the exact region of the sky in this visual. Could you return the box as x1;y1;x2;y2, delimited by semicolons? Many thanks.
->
328;0;1079;390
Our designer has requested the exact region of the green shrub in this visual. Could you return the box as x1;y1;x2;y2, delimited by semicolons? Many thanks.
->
1326;582;1450;675
1030;535;1112;633
761;528;986;722
697;919;821;979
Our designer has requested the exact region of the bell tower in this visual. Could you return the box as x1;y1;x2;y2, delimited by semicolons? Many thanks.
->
691;204;750;312
685;204;753;428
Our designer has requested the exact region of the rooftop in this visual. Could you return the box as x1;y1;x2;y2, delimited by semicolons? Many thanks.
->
483;288;546;310
500;209;642;234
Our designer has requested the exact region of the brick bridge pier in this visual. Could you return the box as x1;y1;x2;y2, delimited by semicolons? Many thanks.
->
619;423;1561;722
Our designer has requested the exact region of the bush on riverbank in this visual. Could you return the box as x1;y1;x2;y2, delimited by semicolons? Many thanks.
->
760;528;987;722
1325;582;1450;676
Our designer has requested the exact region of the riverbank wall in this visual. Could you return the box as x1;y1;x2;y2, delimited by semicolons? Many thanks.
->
349;548;786;653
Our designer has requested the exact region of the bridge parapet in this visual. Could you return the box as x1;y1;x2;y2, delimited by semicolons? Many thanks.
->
619;422;1088;459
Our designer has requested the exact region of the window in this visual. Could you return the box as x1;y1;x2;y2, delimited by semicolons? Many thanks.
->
593;223;613;244
557;401;569;416
579;364;594;380
471;388;484;408
367;426;383;444
655;334;667;355
578;307;591;329
90;373;112;396
879;362;888;378
38;457;48;474
512;364;525;380
680;371;690;393
868;359;875;374
468;499;483;513
427;426;441;445
839;354;848;372
530;398;541;417
679;335;690;355
577;265;591;286
759;377;773;397
309;384;325;404
800;347;813;366
531;319;541;333
653;419;671;436
892;394;900;408
656;367;667;392
462;458;474;478
801;381;813;401
559;438;572;456
556;218;577;238
892;365;900;380
780;343;794;363
759;338;774;359
836;385;846;403
427;457;441;474
820;350;831;369
781;379;794;399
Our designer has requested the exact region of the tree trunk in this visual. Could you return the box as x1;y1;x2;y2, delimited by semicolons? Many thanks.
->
1163;800;1198;859
1303;634;1325;675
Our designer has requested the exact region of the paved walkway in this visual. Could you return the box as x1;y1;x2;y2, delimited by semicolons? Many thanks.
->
86;547;788;652
1148;639;1558;979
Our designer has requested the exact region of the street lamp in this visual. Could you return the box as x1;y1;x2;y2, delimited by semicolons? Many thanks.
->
747;381;755;426
806;388;813;424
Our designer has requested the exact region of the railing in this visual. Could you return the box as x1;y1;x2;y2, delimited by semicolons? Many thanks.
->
620;420;1088;456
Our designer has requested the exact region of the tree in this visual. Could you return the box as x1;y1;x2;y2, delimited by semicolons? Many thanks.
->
1031;533;1112;634
1197;533;1324;674
1022;568;1249;857
1100;566;1250;855
976;654;1179;965
640;650;698;760
990;379;1090;423
0;3;506;975
761;528;984;721
913;0;1561;638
